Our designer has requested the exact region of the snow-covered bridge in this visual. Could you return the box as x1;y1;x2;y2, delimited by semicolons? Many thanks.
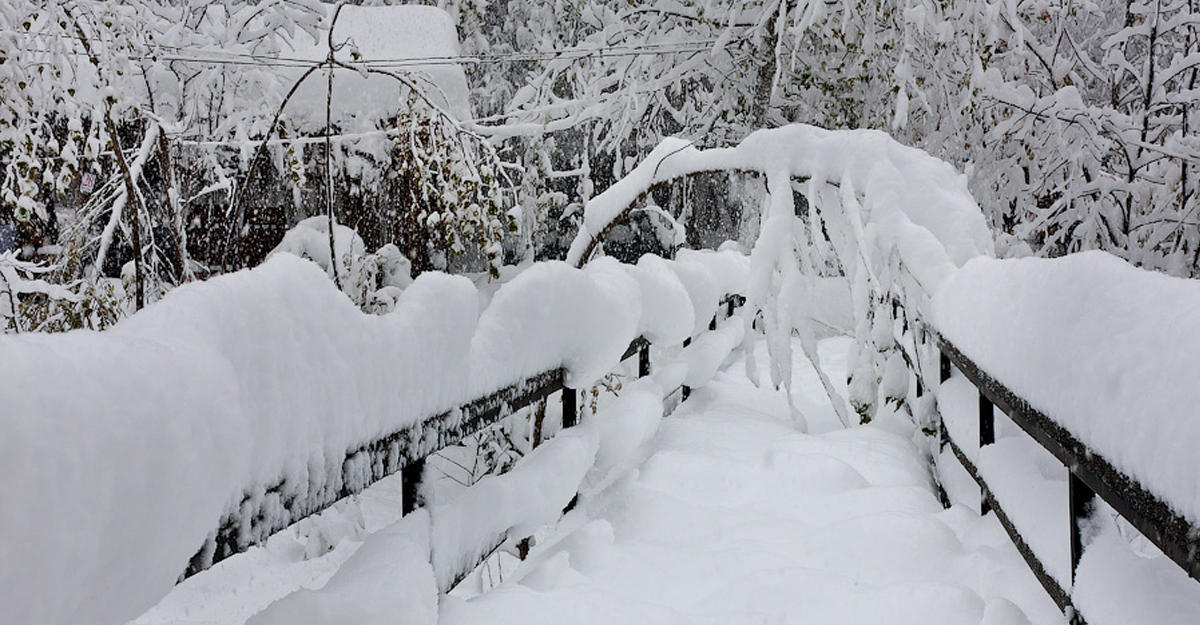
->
3;126;1199;625
143;336;1067;625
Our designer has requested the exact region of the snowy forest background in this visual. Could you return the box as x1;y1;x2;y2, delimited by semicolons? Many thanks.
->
3;0;1199;334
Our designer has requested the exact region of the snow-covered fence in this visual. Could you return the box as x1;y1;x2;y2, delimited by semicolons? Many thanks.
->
0;249;747;625
913;252;1200;624
563;121;1200;623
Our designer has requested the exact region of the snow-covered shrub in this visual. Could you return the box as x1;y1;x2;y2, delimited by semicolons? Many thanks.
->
269;217;417;313
0;252;127;334
372;93;513;277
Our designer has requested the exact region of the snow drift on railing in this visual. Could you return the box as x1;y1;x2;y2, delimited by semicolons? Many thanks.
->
0;249;746;625
932;250;1200;524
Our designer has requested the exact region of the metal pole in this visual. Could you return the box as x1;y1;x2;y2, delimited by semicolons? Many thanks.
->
562;387;578;428
979;393;995;515
401;458;425;515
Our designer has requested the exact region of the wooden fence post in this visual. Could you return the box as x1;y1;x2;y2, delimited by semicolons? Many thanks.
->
979;393;995;515
562;387;578;428
1069;471;1096;586
638;342;650;378
401;458;425;515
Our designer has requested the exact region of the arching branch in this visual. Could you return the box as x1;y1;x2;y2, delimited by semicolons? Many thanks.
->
571;168;760;268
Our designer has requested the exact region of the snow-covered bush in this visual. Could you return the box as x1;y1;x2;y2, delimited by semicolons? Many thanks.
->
0;252;128;333
270;217;417;313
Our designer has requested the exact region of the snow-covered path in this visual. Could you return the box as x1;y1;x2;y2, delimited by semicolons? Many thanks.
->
441;338;1064;625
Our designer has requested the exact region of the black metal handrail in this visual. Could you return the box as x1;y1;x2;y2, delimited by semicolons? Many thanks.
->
930;331;1200;624
183;294;744;581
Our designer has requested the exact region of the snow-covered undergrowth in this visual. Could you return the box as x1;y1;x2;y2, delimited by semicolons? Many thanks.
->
933;251;1200;525
0;248;746;625
567;123;993;428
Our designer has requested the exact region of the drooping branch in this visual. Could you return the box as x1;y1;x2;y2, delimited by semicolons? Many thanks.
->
570;167;759;268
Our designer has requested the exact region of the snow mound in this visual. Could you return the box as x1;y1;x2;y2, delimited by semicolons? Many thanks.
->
246;510;437;625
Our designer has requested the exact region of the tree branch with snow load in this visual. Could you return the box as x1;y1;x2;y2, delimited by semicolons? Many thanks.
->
569;124;994;428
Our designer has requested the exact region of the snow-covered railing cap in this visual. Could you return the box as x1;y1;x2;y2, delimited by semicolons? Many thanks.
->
925;252;1200;621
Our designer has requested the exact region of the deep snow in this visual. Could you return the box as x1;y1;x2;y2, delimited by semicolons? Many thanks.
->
130;334;1200;625
938;370;1200;625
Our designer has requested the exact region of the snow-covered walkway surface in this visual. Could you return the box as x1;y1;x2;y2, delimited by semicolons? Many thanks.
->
142;336;1063;625
440;338;1061;625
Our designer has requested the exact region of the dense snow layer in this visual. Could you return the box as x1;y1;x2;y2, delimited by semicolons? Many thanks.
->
136;336;1200;625
430;422;599;591
282;4;472;124
567;124;992;292
135;471;410;625
1074;501;1200;625
440;338;1063;625
0;250;746;625
678;317;744;389
933;251;1200;524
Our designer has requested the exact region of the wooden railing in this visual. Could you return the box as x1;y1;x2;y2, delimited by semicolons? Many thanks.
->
924;329;1200;625
183;294;744;583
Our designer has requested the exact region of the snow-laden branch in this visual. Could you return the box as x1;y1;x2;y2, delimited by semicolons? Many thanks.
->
92;122;160;281
568;124;992;288
569;124;995;428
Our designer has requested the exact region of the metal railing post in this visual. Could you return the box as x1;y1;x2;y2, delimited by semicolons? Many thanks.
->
681;336;693;400
1069;471;1096;586
401;458;425;515
562;387;578;428
938;350;951;450
979;393;995;515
